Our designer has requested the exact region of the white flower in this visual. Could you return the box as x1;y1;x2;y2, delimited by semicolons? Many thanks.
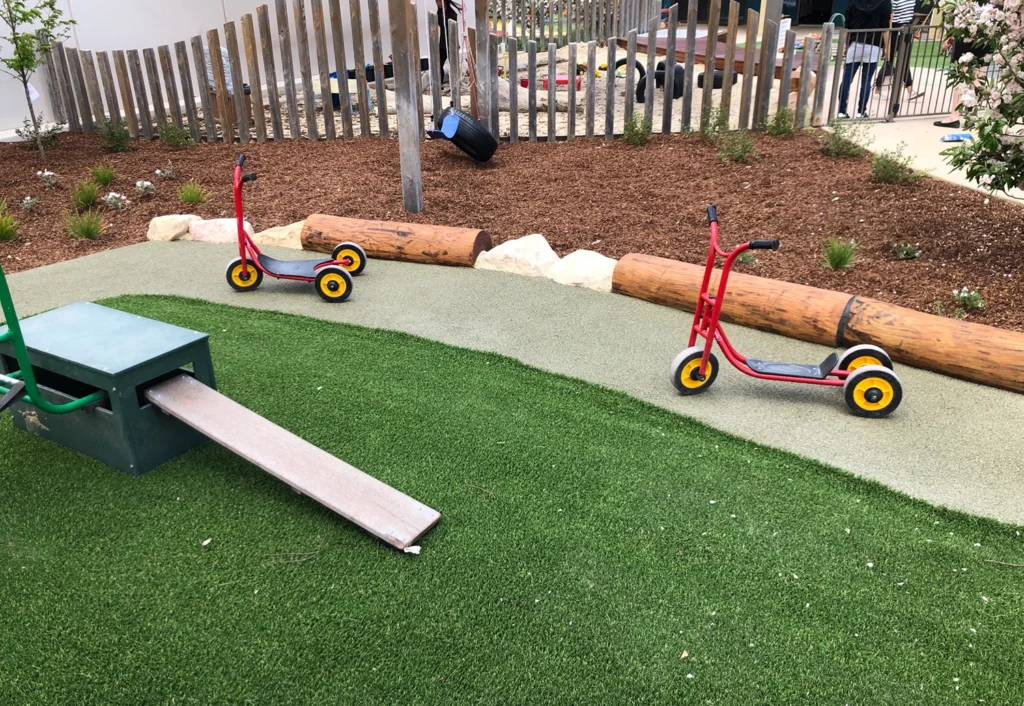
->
866;562;874;569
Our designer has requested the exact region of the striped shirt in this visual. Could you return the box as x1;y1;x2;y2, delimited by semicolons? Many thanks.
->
892;0;915;25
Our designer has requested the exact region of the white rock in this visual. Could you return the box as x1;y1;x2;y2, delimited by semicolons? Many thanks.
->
545;249;617;292
253;220;304;249
188;218;255;244
146;214;201;242
474;234;560;278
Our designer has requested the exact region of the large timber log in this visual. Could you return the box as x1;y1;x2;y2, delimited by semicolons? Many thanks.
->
613;253;1024;394
301;214;491;267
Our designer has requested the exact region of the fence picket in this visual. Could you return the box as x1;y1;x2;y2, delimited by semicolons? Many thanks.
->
328;0;354;138
778;30;796;112
113;50;138;136
174;42;201;141
96;52;122;125
643;9;656;125
795;43;813;127
428;12;444;128
53;43;80;132
143;48;168;128
448;19;461;110
566;41;576;140
624;29;636;120
489;32;499;136
257;6;284;139
528;39;537;141
241;16;267;142
660;4;677;134
292;0;318;139
585;40;596;136
604;38;616;139
39;35;66;124
224;23;250;143
206;31;234;140
386;0;423;212
699;0;721;131
81;51;106;126
509;36;519;141
127;49;152;138
548;42;557;141
719;0;739;124
276;0;302;137
366;0;389;136
412;2;426;139
158;45;183;128
311;0;336;139
67;49;95;133
828;28;845;123
190;36;217;141
812;22;834;126
681;4;696;131
737;9;758;129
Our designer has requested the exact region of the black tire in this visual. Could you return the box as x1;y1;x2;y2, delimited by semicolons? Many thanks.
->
843;366;903;418
636;74;648;103
331;241;368;276
837;344;893;372
670;346;720;396
225;257;263;292
314;265;353;303
438;106;498;163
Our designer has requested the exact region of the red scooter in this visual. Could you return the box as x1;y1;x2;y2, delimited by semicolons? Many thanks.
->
225;154;367;302
670;205;903;418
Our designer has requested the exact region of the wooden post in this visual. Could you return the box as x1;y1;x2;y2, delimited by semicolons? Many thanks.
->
328;0;355;138
206;31;233;140
127;49;152;138
81;51;106;127
681;3;697;131
447;19;461;111
241;17;267;142
258;5;285;140
604;37;616;139
528;39;537;141
660;4;677;134
113;50;138;137
738;8;758;129
699;0;721;131
643;8;656;125
224;24;250;143
53;43;80;132
292;0;318;139
143;48;168;128
96;52;122;125
311;0;336;139
276;0;302;137
566;40;576;140
509;36;519;141
158;45;183;128
719;1;739;126
547;42;557;141
778;29;796;112
623;29;636;120
387;0;423;212
367;0;390;136
190;37;217;142
812;22;834;126
795;44;813;128
585;40;596;136
490;33;500;136
67;50;94;133
428;11;444;127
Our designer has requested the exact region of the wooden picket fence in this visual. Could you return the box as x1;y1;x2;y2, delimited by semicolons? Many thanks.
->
41;0;836;147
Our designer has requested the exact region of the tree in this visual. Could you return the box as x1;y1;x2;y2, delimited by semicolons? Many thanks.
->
0;0;74;161
940;0;1024;197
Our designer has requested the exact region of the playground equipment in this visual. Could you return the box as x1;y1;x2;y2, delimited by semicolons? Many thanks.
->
0;264;439;550
427;106;499;163
226;154;368;302
670;206;903;418
614;58;685;103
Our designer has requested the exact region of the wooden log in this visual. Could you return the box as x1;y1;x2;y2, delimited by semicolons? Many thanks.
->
699;0;721;132
158;45;183;128
778;30;796;112
509;36;519;141
302;215;491;266
292;0;318;139
241;17;267;142
386;0;422;212
206;30;234;140
643;9;656;125
224;24;250;143
190;37;217;142
719;0;739;124
81;50;106;127
276;0;301;137
366;0;389;136
795;44;813;128
624;29;636;120
428;12;444;128
53;43;80;132
585;40;596;137
143;48;168;128
258;5;285;140
113;50;138;137
329;0;355;138
67;49;95;134
96;51;121;125
127;49;152;139
447;19;461;111
566;41;576;140
528;39;538;141
660;4;677;134
812;22;834;127
310;0;336;139
681;4;697;131
604;38;615;139
738;8;758;130
175;42;202;141
549;42;558;141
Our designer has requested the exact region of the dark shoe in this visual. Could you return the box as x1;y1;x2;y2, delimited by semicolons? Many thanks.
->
934;119;961;128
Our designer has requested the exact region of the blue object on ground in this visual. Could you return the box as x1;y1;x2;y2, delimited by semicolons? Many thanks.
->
941;132;973;142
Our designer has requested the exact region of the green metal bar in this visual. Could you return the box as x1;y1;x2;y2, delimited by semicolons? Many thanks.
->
0;262;107;414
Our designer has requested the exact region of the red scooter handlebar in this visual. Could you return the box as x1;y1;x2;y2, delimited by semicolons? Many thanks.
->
706;204;780;255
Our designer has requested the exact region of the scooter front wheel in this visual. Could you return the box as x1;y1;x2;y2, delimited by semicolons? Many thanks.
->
670;346;719;396
844;365;902;418
838;344;893;372
226;258;264;292
331;241;368;276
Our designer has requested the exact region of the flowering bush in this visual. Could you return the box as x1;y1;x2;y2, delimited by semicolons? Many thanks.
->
37;169;58;188
20;196;38;212
103;192;130;211
154;161;176;179
940;0;1024;194
952;286;986;311
135;180;156;197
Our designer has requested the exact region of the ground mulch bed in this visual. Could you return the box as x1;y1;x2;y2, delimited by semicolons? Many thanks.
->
1;132;1021;330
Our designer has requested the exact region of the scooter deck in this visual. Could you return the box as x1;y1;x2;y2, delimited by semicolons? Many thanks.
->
746;352;839;379
258;254;325;279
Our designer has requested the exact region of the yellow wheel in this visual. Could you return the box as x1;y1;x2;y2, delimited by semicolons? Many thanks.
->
331;241;368;275
225;258;263;292
838;344;893;371
844;365;902;418
314;265;353;303
670;346;719;396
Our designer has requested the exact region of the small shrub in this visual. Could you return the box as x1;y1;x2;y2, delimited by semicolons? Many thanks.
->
0;202;18;242
102;192;131;211
952;286;985;312
37;170;59;188
824;237;856;270
718;130;757;163
66;211;106;240
699;106;729;142
20;196;39;213
871;144;924;185
135;180;157;197
98;118;131;153
736;251;758;265
15;115;64;150
158;120;194;150
155;161;176;179
71;180;99;212
623;113;653;146
820;119;868;158
765;107;796;137
893;242;921;260
179;179;211;205
89;163;116;186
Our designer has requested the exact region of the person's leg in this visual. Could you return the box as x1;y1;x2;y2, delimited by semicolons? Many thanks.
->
858;62;878;114
839;62;859;116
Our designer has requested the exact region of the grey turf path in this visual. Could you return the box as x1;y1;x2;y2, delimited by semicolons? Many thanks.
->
7;242;1024;525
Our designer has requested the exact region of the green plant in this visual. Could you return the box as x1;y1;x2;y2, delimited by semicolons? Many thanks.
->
871;144;924;185
135;179;156;197
699;106;729;142
892;242;922;260
98;118;131;153
952;286;985;312
20;195;38;212
765;107;796;137
820;119;868;158
65;210;105;239
102;192;130;211
158;120;194;150
89;163;116;186
622;112;653;146
0;201;18;242
718;129;757;163
36;168;58;188
0;0;74;160
70;180;99;211
14;115;63;150
155;161;175;179
824;237;857;270
179;179;211;205
736;251;758;265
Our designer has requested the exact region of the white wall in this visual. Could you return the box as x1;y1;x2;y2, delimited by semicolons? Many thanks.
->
1;0;475;132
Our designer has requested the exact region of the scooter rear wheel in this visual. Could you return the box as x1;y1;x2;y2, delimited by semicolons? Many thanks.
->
226;258;264;292
314;265;353;303
670;346;719;396
844;365;902;418
838;344;893;372
331;242;368;276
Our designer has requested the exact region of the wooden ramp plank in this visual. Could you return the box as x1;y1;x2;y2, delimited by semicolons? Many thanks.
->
144;375;440;550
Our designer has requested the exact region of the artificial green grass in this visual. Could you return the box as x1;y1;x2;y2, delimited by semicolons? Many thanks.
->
1;295;1022;705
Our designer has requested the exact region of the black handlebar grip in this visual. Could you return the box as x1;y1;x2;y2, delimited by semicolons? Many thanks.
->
241;173;258;183
237;154;246;167
706;205;718;224
748;239;781;251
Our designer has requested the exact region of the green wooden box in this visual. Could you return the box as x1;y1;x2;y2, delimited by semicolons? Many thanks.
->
0;302;216;476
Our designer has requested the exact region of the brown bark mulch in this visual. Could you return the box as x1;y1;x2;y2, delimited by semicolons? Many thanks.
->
1;132;1021;330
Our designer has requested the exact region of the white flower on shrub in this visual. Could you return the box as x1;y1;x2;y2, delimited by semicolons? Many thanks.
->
154;162;176;179
103;192;130;211
135;180;156;197
36;170;59;188
20;196;38;212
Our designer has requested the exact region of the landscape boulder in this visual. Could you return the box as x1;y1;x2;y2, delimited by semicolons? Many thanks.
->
146;214;201;242
253;221;304;249
545;249;617;292
474;234;560;277
188;218;254;244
